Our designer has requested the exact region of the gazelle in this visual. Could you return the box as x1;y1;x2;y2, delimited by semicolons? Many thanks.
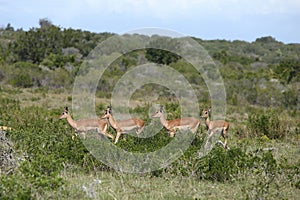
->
100;106;145;144
59;107;114;140
152;106;200;137
201;108;229;149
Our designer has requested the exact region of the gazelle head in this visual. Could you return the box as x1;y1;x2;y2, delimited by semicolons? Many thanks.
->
200;108;211;119
59;107;70;119
152;105;164;118
101;106;112;119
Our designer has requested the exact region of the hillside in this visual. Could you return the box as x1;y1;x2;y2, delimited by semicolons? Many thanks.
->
0;21;299;109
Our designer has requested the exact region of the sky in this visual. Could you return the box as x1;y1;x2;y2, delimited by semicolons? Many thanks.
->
0;0;300;43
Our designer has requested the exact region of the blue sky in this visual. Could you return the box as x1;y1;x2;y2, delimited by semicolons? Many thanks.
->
1;0;299;43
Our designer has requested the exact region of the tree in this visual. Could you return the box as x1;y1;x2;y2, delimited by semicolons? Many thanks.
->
39;18;53;29
13;25;63;63
275;59;300;84
213;50;229;64
145;48;180;65
5;23;14;31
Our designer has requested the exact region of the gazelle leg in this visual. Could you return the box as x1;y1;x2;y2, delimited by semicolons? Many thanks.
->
136;125;145;135
223;130;228;149
80;132;86;140
221;129;228;149
224;138;228;149
107;132;115;139
170;131;175;137
102;130;114;139
191;123;200;134
100;125;115;140
114;132;122;144
72;131;79;140
204;129;213;149
217;140;225;147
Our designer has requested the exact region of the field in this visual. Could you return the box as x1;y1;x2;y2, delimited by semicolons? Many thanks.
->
1;87;299;200
0;25;300;199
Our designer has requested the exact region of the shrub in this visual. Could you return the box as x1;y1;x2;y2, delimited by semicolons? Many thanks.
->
10;73;33;88
0;98;108;198
3;62;42;88
247;109;285;139
196;147;251;182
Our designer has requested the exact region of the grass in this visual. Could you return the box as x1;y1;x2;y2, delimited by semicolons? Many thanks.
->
1;87;299;199
42;170;300;200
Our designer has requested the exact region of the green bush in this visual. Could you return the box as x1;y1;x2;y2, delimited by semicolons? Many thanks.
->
7;61;40;88
0;98;108;198
10;73;33;88
247;109;285;139
195;146;280;185
196;147;251;182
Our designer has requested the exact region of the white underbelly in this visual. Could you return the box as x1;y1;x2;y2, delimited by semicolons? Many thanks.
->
121;126;137;132
174;125;190;130
77;126;98;132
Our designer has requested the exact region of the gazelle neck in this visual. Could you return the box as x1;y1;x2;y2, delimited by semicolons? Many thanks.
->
66;115;77;130
205;116;210;129
107;114;118;130
159;113;168;127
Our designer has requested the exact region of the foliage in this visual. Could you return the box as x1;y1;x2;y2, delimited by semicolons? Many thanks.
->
8;62;39;88
213;50;229;64
0;97;299;199
146;48;180;65
41;53;78;70
196;147;250;182
0;22;299;108
274;59;300;84
0;98;108;199
247;109;285;139
13;25;63;63
145;36;181;65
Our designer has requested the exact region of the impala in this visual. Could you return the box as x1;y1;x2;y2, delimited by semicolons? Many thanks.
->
201;108;229;149
152;105;200;137
100;106;145;144
59;107;114;140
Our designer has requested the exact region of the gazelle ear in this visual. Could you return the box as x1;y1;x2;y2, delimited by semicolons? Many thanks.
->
159;105;164;112
208;107;211;112
65;107;69;112
108;105;112;109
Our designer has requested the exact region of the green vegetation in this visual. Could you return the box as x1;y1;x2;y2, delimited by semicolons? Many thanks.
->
0;95;299;199
0;20;299;199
